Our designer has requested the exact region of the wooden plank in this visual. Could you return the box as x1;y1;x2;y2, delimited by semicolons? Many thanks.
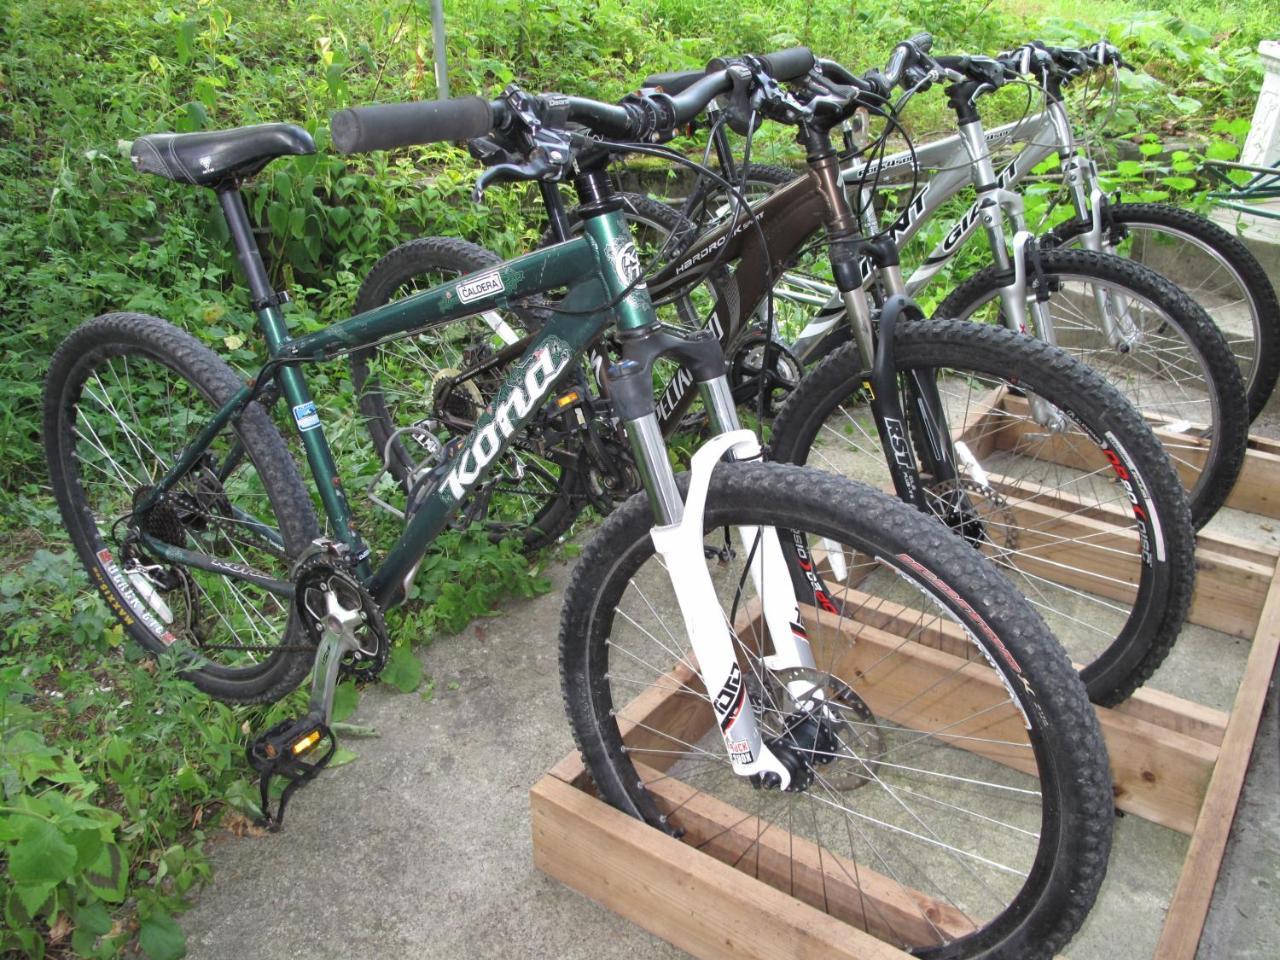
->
799;604;1217;833
530;774;914;960
639;765;978;950
809;584;1228;747
986;471;1278;569
1247;434;1280;459
549;660;712;790
979;474;1271;639
1110;688;1228;749
989;394;1280;517
1224;445;1280;515
1151;566;1280;960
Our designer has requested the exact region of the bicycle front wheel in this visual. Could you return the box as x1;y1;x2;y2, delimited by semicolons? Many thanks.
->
769;320;1195;705
560;461;1112;959
44;313;320;704
1045;202;1280;420
937;247;1248;528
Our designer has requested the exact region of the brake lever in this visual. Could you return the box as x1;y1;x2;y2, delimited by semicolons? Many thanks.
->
473;160;547;201
471;123;575;202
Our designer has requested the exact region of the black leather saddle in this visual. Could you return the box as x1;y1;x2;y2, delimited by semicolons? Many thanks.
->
130;123;316;188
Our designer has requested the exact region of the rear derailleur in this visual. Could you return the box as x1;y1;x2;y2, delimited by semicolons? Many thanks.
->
247;540;389;830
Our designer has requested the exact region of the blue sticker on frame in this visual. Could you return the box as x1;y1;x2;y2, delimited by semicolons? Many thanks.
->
293;401;321;431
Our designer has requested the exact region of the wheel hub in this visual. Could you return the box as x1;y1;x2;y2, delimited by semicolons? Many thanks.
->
753;667;884;793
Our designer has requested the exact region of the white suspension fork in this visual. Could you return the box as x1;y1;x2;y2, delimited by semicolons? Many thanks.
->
648;429;820;787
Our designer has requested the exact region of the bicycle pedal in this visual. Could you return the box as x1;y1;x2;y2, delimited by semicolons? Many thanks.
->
246;714;335;832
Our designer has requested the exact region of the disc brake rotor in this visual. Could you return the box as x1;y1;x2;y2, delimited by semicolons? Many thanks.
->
926;476;1020;557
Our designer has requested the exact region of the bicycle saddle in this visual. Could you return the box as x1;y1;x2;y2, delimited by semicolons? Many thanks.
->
130;122;315;187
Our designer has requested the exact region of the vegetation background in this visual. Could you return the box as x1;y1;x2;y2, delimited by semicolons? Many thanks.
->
0;1;1271;956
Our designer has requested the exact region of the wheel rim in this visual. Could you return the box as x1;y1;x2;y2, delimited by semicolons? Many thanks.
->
796;365;1153;684
1070;223;1261;403
950;274;1222;506
589;520;1062;955
62;349;296;674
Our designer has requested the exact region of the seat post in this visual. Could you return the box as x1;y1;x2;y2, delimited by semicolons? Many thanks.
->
217;187;277;308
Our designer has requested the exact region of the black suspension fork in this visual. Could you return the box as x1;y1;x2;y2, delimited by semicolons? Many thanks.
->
799;133;927;511
869;238;961;490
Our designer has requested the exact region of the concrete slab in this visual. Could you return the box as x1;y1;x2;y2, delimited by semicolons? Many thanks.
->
181;559;682;960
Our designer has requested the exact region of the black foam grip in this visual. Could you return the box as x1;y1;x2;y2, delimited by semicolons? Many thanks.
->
908;32;934;52
642;69;705;94
760;46;816;81
330;97;493;154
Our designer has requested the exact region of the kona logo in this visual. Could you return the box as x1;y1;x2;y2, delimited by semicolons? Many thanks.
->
443;340;572;501
457;271;504;304
607;237;646;289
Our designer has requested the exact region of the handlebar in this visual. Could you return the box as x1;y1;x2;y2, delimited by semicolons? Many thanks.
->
333;45;814;155
331;97;495;154
881;32;934;89
995;40;1130;86
643;46;816;93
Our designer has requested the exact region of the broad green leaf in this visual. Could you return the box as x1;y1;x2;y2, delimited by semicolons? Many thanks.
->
8;818;77;884
13;881;54;917
67;826;103;869
380;644;422;694
266;202;289;236
139;911;187;960
327;746;358;768
74;900;113;936
1206;140;1238;162
176;19;198;63
84;842;128;903
331;680;360;722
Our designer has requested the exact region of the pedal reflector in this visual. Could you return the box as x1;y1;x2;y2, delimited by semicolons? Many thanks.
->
291;729;323;755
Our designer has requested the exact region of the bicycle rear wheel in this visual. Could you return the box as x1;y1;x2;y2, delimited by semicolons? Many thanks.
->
560;461;1112;959
937;247;1248;528
769;319;1195;705
44;313;320;704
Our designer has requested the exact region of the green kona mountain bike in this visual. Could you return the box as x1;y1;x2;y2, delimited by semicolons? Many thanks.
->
43;47;1111;958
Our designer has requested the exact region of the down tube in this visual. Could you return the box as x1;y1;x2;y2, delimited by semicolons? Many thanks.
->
368;279;614;607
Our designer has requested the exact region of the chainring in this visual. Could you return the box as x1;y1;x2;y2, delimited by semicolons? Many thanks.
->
729;332;803;417
292;549;389;682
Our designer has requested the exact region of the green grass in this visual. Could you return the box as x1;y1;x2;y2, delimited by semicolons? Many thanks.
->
0;1;1270;956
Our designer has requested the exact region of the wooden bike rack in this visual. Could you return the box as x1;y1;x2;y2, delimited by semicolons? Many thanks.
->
532;404;1280;959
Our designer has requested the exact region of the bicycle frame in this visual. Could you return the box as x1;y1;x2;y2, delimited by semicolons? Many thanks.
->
135;198;660;610
794;96;1128;359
